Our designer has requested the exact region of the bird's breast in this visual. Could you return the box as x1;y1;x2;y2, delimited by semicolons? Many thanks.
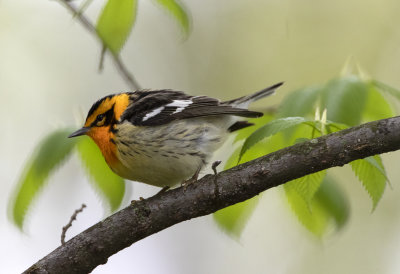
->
87;126;119;168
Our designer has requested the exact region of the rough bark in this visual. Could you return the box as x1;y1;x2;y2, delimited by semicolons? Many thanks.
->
25;116;400;274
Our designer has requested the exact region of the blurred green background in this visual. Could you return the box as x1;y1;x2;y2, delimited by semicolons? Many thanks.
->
2;0;400;273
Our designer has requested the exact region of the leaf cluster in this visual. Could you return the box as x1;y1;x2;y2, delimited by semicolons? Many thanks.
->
214;75;398;237
9;133;124;230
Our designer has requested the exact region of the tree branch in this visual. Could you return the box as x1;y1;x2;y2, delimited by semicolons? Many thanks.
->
58;0;142;90
24;116;400;274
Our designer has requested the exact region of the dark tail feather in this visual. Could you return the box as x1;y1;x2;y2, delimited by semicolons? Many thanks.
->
223;82;284;106
228;121;254;132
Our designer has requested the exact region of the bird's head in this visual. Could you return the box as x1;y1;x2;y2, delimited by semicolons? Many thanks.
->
68;93;131;144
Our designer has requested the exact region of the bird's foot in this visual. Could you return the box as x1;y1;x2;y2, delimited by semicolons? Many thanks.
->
212;160;222;176
212;160;222;197
152;186;170;198
181;167;202;190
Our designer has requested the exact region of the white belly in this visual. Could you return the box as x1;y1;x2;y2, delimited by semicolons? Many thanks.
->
113;117;231;187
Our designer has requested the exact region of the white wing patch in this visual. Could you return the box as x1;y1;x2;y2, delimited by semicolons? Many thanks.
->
142;106;165;121
167;100;193;114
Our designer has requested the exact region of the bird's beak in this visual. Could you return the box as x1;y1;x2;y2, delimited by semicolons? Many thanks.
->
68;127;90;138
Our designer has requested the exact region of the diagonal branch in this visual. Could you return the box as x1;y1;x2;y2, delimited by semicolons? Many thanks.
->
24;116;400;274
57;0;141;90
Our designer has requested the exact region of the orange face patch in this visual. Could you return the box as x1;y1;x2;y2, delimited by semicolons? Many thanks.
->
84;93;130;127
83;93;131;167
87;127;119;166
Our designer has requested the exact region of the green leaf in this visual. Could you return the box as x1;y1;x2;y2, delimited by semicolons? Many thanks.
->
214;196;259;239
233;113;275;143
284;170;326;206
320;76;369;126
153;0;190;37
285;183;329;237
372;79;400;101
227;133;286;174
277;86;321;139
77;137;125;212
314;176;350;229
214;141;272;238
216;134;286;238
9;129;77;228
286;121;319;142
285;175;349;236
239;117;310;161
363;156;389;182
224;146;241;170
363;82;394;121
350;156;386;210
326;121;349;133
96;0;138;55
278;86;321;118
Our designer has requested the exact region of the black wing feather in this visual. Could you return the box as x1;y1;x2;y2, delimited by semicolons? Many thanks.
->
120;90;262;126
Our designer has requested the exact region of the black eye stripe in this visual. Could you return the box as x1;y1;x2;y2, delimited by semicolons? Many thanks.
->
104;104;115;125
90;104;116;127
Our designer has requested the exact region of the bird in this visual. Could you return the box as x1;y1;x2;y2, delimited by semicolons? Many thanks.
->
69;82;283;188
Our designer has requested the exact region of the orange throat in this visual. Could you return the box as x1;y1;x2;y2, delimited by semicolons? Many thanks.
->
87;126;119;167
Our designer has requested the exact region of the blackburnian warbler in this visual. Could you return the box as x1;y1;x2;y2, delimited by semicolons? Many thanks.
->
69;83;283;187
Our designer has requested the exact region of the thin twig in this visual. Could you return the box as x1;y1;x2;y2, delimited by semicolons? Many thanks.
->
61;204;87;245
112;54;142;90
98;45;106;72
57;0;141;90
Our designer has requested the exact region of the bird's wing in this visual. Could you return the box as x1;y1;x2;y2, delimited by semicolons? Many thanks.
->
120;90;262;126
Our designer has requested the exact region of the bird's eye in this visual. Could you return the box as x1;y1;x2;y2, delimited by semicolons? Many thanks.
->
96;114;105;121
95;114;106;126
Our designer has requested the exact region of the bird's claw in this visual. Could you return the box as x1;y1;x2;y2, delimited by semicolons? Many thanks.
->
212;160;222;176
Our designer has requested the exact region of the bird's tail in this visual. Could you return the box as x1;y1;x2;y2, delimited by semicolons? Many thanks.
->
223;82;283;108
